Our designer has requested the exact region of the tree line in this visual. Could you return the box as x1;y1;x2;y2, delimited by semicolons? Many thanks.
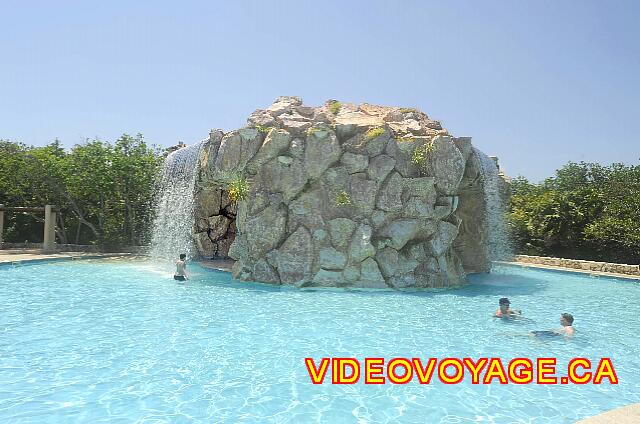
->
0;135;163;247
508;161;640;264
1;136;638;264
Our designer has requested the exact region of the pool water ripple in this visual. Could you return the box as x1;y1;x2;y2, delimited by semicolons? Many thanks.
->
0;261;639;423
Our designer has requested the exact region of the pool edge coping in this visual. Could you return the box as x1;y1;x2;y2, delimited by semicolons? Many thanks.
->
495;261;640;282
574;403;640;423
0;252;139;267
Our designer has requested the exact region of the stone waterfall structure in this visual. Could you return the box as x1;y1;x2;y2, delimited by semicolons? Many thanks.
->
184;96;510;288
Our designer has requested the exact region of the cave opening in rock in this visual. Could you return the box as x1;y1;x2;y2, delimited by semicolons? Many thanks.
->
194;187;237;259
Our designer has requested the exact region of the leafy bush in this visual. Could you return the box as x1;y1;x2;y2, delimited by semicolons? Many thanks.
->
228;177;250;202
335;190;352;206
399;107;418;113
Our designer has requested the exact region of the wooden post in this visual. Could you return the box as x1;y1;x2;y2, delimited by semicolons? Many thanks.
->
0;204;4;246
43;204;56;252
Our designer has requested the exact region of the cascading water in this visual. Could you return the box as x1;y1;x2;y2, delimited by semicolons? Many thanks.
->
150;141;204;263
473;148;513;263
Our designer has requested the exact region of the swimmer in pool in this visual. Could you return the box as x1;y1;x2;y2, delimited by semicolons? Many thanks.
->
557;313;575;338
531;313;575;339
494;297;522;318
174;253;188;281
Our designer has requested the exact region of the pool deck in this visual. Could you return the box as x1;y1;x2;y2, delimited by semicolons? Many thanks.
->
576;403;640;423
0;249;135;265
498;261;640;281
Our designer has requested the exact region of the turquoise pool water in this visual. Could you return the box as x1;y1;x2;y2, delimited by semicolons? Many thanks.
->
1;260;638;423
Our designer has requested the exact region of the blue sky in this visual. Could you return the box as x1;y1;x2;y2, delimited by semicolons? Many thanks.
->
1;0;638;181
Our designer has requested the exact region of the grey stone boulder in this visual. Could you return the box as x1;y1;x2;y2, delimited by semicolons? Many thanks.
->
257;156;307;202
319;247;348;270
311;269;344;286
367;154;396;183
379;219;420;250
304;125;342;179
349;224;376;262
359;258;387;288
347;174;377;218
253;259;280;284
428;221;460;256
328;218;357;249
341;152;369;174
245;203;288;258
276;227;313;285
287;188;326;232
429;135;466;195
214;128;264;172
266;96;303;116
375;247;419;279
248;129;292;172
376;172;404;212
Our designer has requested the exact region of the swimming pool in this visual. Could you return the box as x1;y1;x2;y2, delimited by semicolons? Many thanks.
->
1;260;638;423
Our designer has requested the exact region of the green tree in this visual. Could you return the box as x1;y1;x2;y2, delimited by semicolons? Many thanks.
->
0;136;162;247
508;161;640;263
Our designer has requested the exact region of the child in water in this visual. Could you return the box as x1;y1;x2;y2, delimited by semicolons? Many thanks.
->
174;253;188;281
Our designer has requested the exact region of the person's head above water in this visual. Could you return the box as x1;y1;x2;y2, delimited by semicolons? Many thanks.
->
498;298;511;314
560;313;574;326
179;253;186;261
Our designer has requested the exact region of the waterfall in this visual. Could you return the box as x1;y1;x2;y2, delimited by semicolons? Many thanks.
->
473;148;512;263
149;141;204;263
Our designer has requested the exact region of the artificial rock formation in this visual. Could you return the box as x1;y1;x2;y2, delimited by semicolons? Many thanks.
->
192;96;502;288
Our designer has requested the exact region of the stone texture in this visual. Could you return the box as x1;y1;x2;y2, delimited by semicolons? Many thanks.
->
429;135;466;195
253;259;280;284
312;269;344;286
328;218;357;249
319;247;348;270
380;219;420;250
192;96;500;288
359;258;387;288
350;224;376;262
248;129;292;172
276;227;313;285
341;152;369;174
304;125;341;179
367;154;396;183
245;203;288;258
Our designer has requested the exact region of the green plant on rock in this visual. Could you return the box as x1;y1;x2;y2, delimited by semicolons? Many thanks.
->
411;140;435;173
328;100;342;115
255;124;273;134
399;107;418;113
335;190;352;206
228;177;250;202
365;127;385;140
396;136;414;143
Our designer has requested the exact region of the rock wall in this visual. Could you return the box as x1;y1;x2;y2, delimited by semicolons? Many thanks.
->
515;255;640;276
192;96;499;288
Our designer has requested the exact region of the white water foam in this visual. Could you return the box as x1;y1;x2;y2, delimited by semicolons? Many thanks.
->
149;141;204;264
473;148;513;263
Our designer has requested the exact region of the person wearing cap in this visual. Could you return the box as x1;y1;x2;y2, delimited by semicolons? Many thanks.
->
494;297;521;318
